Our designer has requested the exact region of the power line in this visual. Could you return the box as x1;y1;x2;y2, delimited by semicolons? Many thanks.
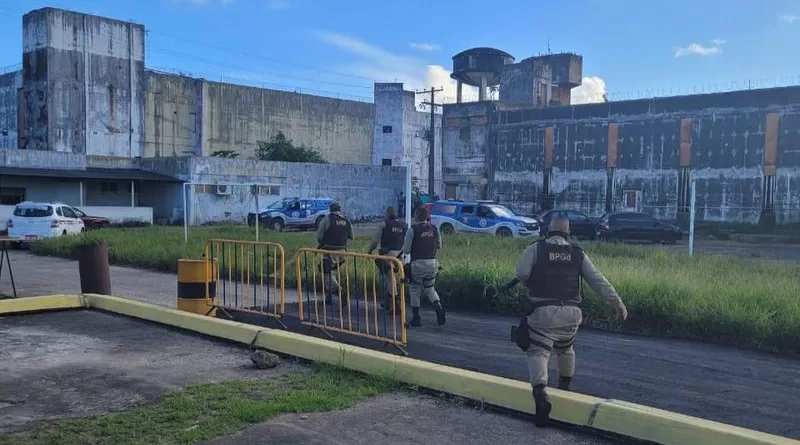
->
146;47;373;90
146;29;379;83
2;3;381;95
416;87;444;195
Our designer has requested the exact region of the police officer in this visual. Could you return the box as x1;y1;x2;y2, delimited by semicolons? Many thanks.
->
368;206;408;311
514;216;627;428
316;201;355;304
402;207;446;327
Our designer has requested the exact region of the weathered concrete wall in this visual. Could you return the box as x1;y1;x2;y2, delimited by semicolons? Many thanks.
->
373;82;441;195
479;86;800;222
185;157;404;224
0;176;82;205
0;71;22;149
373;83;404;167
404;92;442;196
143;71;203;157
0;147;86;169
201;81;373;163
499;58;550;107
20;8;145;155
441;102;494;200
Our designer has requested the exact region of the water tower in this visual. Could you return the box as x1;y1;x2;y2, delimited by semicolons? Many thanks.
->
451;47;515;102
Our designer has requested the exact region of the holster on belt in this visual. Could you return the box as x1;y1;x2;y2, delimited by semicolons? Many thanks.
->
510;315;531;352
510;295;534;351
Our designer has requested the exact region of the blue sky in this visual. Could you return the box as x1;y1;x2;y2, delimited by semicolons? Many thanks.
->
1;0;800;104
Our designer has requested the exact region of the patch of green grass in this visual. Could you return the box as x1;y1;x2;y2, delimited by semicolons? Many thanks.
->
690;222;800;240
30;226;800;355
0;365;397;445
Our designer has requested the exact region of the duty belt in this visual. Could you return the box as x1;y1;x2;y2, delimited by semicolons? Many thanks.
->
530;299;580;310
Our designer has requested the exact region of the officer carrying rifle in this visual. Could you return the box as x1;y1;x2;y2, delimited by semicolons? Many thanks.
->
367;206;408;311
506;215;628;428
315;201;355;305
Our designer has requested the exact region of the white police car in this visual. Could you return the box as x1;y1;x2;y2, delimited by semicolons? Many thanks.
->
247;197;333;232
7;201;86;246
430;200;540;238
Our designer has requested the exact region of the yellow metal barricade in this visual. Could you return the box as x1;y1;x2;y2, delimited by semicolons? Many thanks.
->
295;248;407;354
203;239;286;323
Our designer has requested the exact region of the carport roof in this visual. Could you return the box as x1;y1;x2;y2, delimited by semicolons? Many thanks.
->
0;166;183;182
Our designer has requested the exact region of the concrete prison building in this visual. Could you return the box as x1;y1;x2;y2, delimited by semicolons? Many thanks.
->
0;7;798;227
0;7;403;229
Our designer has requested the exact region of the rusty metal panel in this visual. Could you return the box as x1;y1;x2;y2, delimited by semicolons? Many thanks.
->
607;123;618;168
470;116;489;126
545;126;554;168
764;112;779;174
680;118;692;167
445;118;462;129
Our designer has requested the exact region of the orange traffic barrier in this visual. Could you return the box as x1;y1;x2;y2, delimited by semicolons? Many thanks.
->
203;239;286;324
295;248;407;354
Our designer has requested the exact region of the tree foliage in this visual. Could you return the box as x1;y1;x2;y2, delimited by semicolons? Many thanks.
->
210;150;240;159
255;132;327;163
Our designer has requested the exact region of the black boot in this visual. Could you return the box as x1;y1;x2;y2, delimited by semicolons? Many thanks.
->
406;307;422;327
558;376;573;391
533;384;552;428
433;300;446;326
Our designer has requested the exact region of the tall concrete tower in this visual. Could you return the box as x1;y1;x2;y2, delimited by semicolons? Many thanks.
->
20;8;144;155
372;82;442;195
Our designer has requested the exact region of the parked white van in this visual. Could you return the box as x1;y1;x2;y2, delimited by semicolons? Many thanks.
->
7;201;85;246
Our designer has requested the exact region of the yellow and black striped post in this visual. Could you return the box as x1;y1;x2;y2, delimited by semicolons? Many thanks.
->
177;258;217;316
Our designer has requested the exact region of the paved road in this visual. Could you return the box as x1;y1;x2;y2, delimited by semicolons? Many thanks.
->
2;252;799;439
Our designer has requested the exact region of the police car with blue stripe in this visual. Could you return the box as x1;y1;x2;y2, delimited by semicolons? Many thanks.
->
247;197;333;232
430;200;540;238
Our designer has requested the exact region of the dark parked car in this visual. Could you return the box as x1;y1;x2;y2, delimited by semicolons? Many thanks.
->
538;209;597;239
71;207;110;230
596;212;682;244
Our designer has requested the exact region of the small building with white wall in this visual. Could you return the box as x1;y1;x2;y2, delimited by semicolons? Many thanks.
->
372;83;442;198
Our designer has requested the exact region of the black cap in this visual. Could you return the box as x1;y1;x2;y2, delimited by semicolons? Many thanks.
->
329;201;342;212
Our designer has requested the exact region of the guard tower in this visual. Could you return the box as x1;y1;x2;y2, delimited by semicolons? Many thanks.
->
450;47;515;103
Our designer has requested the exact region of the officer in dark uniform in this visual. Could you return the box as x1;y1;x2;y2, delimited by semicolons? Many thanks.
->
368;207;408;310
315;201;355;304
402;207;446;327
512;216;627;427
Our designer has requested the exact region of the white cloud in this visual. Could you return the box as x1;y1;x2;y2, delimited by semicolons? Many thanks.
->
409;42;441;52
674;39;725;57
424;64;477;104
779;13;799;23
267;0;290;10
316;31;478;107
571;76;607;104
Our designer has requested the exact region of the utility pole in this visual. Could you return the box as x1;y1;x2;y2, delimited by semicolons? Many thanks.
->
416;87;443;197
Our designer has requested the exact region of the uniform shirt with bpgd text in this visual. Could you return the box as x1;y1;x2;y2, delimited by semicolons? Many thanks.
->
316;211;354;249
403;222;441;260
514;235;624;309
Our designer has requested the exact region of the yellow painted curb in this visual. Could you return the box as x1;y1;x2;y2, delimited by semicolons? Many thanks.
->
40;294;800;445
81;293;599;426
592;399;798;445
0;294;85;315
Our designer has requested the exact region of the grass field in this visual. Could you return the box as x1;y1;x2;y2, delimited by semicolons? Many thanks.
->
31;225;800;355
0;365;396;445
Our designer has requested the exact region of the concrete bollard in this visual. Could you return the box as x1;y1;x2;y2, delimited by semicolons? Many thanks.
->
77;243;111;295
177;258;217;316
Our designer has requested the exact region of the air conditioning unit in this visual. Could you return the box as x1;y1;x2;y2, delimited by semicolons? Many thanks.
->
215;184;231;195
